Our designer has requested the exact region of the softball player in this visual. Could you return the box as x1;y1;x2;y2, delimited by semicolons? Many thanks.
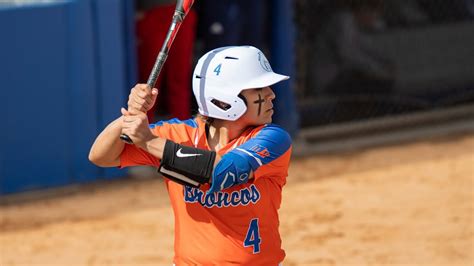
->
89;46;292;265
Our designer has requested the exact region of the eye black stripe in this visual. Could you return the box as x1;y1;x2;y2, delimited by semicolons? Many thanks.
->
254;93;265;116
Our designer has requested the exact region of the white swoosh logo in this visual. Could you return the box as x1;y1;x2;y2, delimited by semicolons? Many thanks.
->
176;148;203;158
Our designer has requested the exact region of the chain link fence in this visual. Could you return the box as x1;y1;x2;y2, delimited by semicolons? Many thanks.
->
294;0;474;128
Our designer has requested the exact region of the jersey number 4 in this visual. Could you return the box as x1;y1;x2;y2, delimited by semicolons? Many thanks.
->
244;218;261;254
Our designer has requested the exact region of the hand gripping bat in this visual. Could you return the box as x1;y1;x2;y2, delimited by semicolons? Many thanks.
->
120;0;195;144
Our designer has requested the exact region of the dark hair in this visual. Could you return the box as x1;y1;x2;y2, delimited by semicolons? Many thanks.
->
196;113;215;126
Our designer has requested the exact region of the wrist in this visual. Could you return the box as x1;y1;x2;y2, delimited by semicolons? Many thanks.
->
135;130;154;149
111;116;124;132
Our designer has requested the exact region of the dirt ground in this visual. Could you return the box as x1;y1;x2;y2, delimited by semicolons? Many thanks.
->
1;134;473;266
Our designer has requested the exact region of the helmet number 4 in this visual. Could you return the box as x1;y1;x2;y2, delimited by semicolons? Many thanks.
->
213;63;222;76
244;218;261;254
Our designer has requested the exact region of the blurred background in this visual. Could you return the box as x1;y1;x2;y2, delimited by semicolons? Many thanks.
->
1;0;473;196
1;1;473;265
295;0;474;152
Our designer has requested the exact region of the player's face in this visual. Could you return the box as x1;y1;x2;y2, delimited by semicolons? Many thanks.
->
239;87;276;126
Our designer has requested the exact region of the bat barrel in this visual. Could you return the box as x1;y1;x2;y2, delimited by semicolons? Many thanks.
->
146;9;185;88
146;0;195;89
176;0;194;16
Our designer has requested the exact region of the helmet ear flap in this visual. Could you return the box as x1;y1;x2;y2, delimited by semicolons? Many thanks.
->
210;98;232;111
237;93;247;106
203;94;247;121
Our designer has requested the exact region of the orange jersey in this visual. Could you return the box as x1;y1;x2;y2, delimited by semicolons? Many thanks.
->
120;117;292;265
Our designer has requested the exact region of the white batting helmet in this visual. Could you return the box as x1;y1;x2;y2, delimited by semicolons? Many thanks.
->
192;46;289;121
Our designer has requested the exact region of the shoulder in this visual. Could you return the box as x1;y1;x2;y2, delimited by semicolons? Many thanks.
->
149;117;199;129
245;124;292;154
253;124;292;143
149;117;200;142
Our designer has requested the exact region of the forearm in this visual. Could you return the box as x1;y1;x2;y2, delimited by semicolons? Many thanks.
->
141;136;167;159
145;137;250;189
89;117;125;167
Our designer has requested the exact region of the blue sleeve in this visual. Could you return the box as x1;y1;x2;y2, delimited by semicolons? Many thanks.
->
207;124;292;194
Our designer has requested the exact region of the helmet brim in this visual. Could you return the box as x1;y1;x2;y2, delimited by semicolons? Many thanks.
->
239;72;290;91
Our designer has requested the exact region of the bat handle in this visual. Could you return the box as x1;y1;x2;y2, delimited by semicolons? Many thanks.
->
120;52;168;145
147;51;168;88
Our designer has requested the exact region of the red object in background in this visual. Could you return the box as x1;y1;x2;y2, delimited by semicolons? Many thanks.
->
136;4;197;121
180;0;195;15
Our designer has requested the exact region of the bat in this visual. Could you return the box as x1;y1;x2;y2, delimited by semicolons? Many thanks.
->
120;0;195;144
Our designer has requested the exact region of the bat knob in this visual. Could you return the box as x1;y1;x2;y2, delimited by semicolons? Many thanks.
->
120;134;134;144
